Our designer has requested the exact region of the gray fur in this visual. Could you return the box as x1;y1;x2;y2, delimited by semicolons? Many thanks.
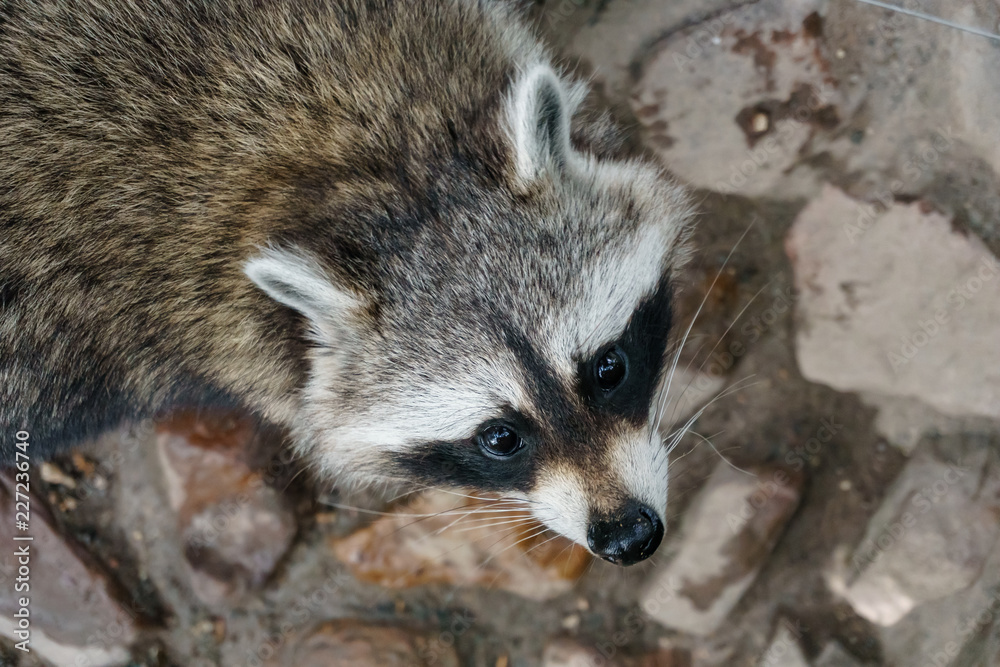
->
0;0;693;552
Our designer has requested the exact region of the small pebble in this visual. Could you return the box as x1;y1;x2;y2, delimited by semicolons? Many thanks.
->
71;452;96;476
194;619;215;637
314;511;338;525
213;617;227;642
752;111;770;134
40;462;77;488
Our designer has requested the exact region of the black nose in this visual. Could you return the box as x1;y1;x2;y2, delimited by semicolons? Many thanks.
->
587;501;664;566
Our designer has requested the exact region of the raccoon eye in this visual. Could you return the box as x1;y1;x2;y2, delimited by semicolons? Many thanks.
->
595;347;627;392
477;424;524;458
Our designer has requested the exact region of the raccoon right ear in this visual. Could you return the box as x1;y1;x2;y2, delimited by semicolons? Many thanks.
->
244;247;360;337
506;63;579;183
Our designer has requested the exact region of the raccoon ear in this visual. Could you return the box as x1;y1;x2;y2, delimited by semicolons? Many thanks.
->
507;64;577;182
244;247;360;336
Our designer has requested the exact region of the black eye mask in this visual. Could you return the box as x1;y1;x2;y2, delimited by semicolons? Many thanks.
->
389;274;673;492
578;273;673;425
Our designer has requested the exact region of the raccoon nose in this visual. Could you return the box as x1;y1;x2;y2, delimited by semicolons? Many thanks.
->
587;501;664;566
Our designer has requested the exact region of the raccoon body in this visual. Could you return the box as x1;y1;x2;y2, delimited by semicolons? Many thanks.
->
0;0;692;563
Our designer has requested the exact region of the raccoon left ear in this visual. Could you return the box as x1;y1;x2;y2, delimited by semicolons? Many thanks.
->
244;247;361;338
506;63;578;183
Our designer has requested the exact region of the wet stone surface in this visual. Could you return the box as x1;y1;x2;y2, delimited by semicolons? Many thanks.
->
156;411;298;606
0;473;137;667
542;637;691;667
279;619;461;667
327;490;591;601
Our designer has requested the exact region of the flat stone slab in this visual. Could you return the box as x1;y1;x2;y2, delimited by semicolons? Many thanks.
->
788;185;1000;420
641;463;804;635
0;473;136;666
841;441;1000;627
328;490;590;601
156;410;297;606
757;620;809;667
287;620;459;667
632;0;838;199
814;642;863;667
542;637;691;667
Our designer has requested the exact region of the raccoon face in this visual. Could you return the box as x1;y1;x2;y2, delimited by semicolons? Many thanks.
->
245;64;691;566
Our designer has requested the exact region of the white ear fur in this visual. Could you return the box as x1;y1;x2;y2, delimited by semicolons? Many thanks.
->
245;247;360;337
506;63;581;182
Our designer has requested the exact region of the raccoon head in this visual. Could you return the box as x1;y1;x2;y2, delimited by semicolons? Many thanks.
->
245;63;692;566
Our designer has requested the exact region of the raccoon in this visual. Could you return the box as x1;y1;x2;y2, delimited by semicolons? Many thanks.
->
0;0;692;565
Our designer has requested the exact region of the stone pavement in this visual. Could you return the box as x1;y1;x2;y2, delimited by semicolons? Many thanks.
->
3;1;999;665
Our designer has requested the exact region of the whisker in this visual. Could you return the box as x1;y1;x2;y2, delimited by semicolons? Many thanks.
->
668;428;725;465
426;506;534;537
452;516;536;534
327;487;539;541
692;281;772;378
319;500;528;519
546;538;579;566
652;335;713;431
383;485;433;504
688;430;755;476
278;458;313;494
663;373;759;437
654;217;757;436
413;523;528;568
479;529;567;591
405;484;538;505
395;494;536;541
478;525;551;568
662;375;759;452
662;280;773;430
519;531;566;558
854;0;1000;42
